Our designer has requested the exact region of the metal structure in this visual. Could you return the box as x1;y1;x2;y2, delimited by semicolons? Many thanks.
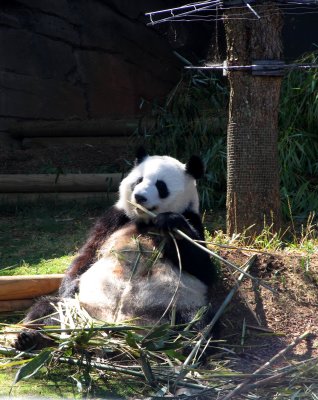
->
146;0;318;25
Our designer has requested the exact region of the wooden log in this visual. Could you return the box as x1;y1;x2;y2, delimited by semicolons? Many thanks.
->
0;173;123;193
9;118;141;138
0;299;34;312
0;274;64;300
0;192;117;203
22;136;131;149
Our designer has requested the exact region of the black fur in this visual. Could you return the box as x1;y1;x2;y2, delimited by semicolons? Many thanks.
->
59;206;130;297
135;146;148;165
185;155;205;179
145;211;217;285
155;180;169;199
14;296;59;351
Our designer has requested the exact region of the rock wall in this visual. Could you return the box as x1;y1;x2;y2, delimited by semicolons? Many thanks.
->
0;0;181;135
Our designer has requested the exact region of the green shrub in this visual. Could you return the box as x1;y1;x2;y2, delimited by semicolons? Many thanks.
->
279;50;318;219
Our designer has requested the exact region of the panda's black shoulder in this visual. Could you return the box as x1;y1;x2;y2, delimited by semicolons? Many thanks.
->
182;209;206;240
83;205;131;251
96;205;131;235
60;205;130;289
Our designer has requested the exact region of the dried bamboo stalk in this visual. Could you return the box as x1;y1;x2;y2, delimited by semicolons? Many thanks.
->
221;330;311;400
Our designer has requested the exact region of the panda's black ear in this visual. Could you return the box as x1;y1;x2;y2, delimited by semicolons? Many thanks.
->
185;155;205;179
135;146;148;165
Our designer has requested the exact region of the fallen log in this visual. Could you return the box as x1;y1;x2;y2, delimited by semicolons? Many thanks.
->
0;274;64;301
0;192;117;203
22;136;129;149
0;173;122;193
0;299;34;312
9;118;141;138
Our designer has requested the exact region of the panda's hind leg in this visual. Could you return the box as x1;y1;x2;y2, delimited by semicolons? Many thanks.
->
14;296;59;351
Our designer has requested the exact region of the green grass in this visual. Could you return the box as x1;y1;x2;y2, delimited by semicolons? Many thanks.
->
0;199;110;276
0;365;133;398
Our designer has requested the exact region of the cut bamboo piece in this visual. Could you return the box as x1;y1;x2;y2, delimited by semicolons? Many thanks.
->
0;274;64;300
0;299;34;312
0;173;122;193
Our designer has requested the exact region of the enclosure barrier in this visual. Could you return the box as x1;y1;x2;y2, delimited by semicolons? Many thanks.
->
0;173;121;203
0;274;64;312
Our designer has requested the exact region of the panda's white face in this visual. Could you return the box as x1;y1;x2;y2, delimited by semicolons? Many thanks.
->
116;155;200;220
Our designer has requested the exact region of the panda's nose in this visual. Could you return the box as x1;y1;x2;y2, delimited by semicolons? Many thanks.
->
135;194;147;204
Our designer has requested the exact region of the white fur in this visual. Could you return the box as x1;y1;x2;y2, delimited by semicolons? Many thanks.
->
116;155;200;220
78;252;207;324
78;224;207;324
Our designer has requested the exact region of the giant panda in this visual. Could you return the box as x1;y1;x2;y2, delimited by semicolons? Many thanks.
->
15;148;218;351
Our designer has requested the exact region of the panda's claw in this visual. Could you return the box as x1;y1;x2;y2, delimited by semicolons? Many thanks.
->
15;330;55;351
15;330;39;351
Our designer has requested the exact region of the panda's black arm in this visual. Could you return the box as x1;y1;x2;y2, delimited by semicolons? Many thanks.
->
155;211;218;286
59;206;130;296
182;210;206;240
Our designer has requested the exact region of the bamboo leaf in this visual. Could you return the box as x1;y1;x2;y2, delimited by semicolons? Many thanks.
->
143;323;170;341
164;349;186;361
125;332;140;349
12;349;52;386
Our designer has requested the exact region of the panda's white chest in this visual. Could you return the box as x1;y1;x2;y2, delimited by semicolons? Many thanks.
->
77;253;208;324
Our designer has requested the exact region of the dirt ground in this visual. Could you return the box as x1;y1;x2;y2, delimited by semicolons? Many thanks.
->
213;249;318;371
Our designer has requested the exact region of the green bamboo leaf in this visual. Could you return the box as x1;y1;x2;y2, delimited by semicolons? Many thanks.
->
144;323;170;341
164;349;186;361
0;359;29;369
125;331;140;349
12;349;52;386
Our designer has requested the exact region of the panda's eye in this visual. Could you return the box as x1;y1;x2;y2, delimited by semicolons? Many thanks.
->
131;177;143;191
156;180;169;199
136;177;143;184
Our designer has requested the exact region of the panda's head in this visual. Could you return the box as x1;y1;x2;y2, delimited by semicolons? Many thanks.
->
116;148;205;220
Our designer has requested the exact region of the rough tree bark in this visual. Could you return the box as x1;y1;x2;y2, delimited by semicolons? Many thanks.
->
224;3;283;236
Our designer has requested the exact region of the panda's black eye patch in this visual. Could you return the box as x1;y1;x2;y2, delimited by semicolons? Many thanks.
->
131;177;143;191
156;180;169;199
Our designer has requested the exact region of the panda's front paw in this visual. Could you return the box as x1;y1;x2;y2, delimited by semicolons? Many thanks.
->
15;330;55;351
15;330;40;351
154;212;190;233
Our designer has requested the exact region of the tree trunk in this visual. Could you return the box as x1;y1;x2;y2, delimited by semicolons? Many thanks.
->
224;4;283;236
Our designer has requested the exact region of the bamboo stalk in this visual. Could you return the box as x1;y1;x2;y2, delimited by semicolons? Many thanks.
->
174;255;257;387
129;202;276;294
0;346;211;392
177;230;276;293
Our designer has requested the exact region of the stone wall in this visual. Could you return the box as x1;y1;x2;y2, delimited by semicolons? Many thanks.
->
0;0;182;137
